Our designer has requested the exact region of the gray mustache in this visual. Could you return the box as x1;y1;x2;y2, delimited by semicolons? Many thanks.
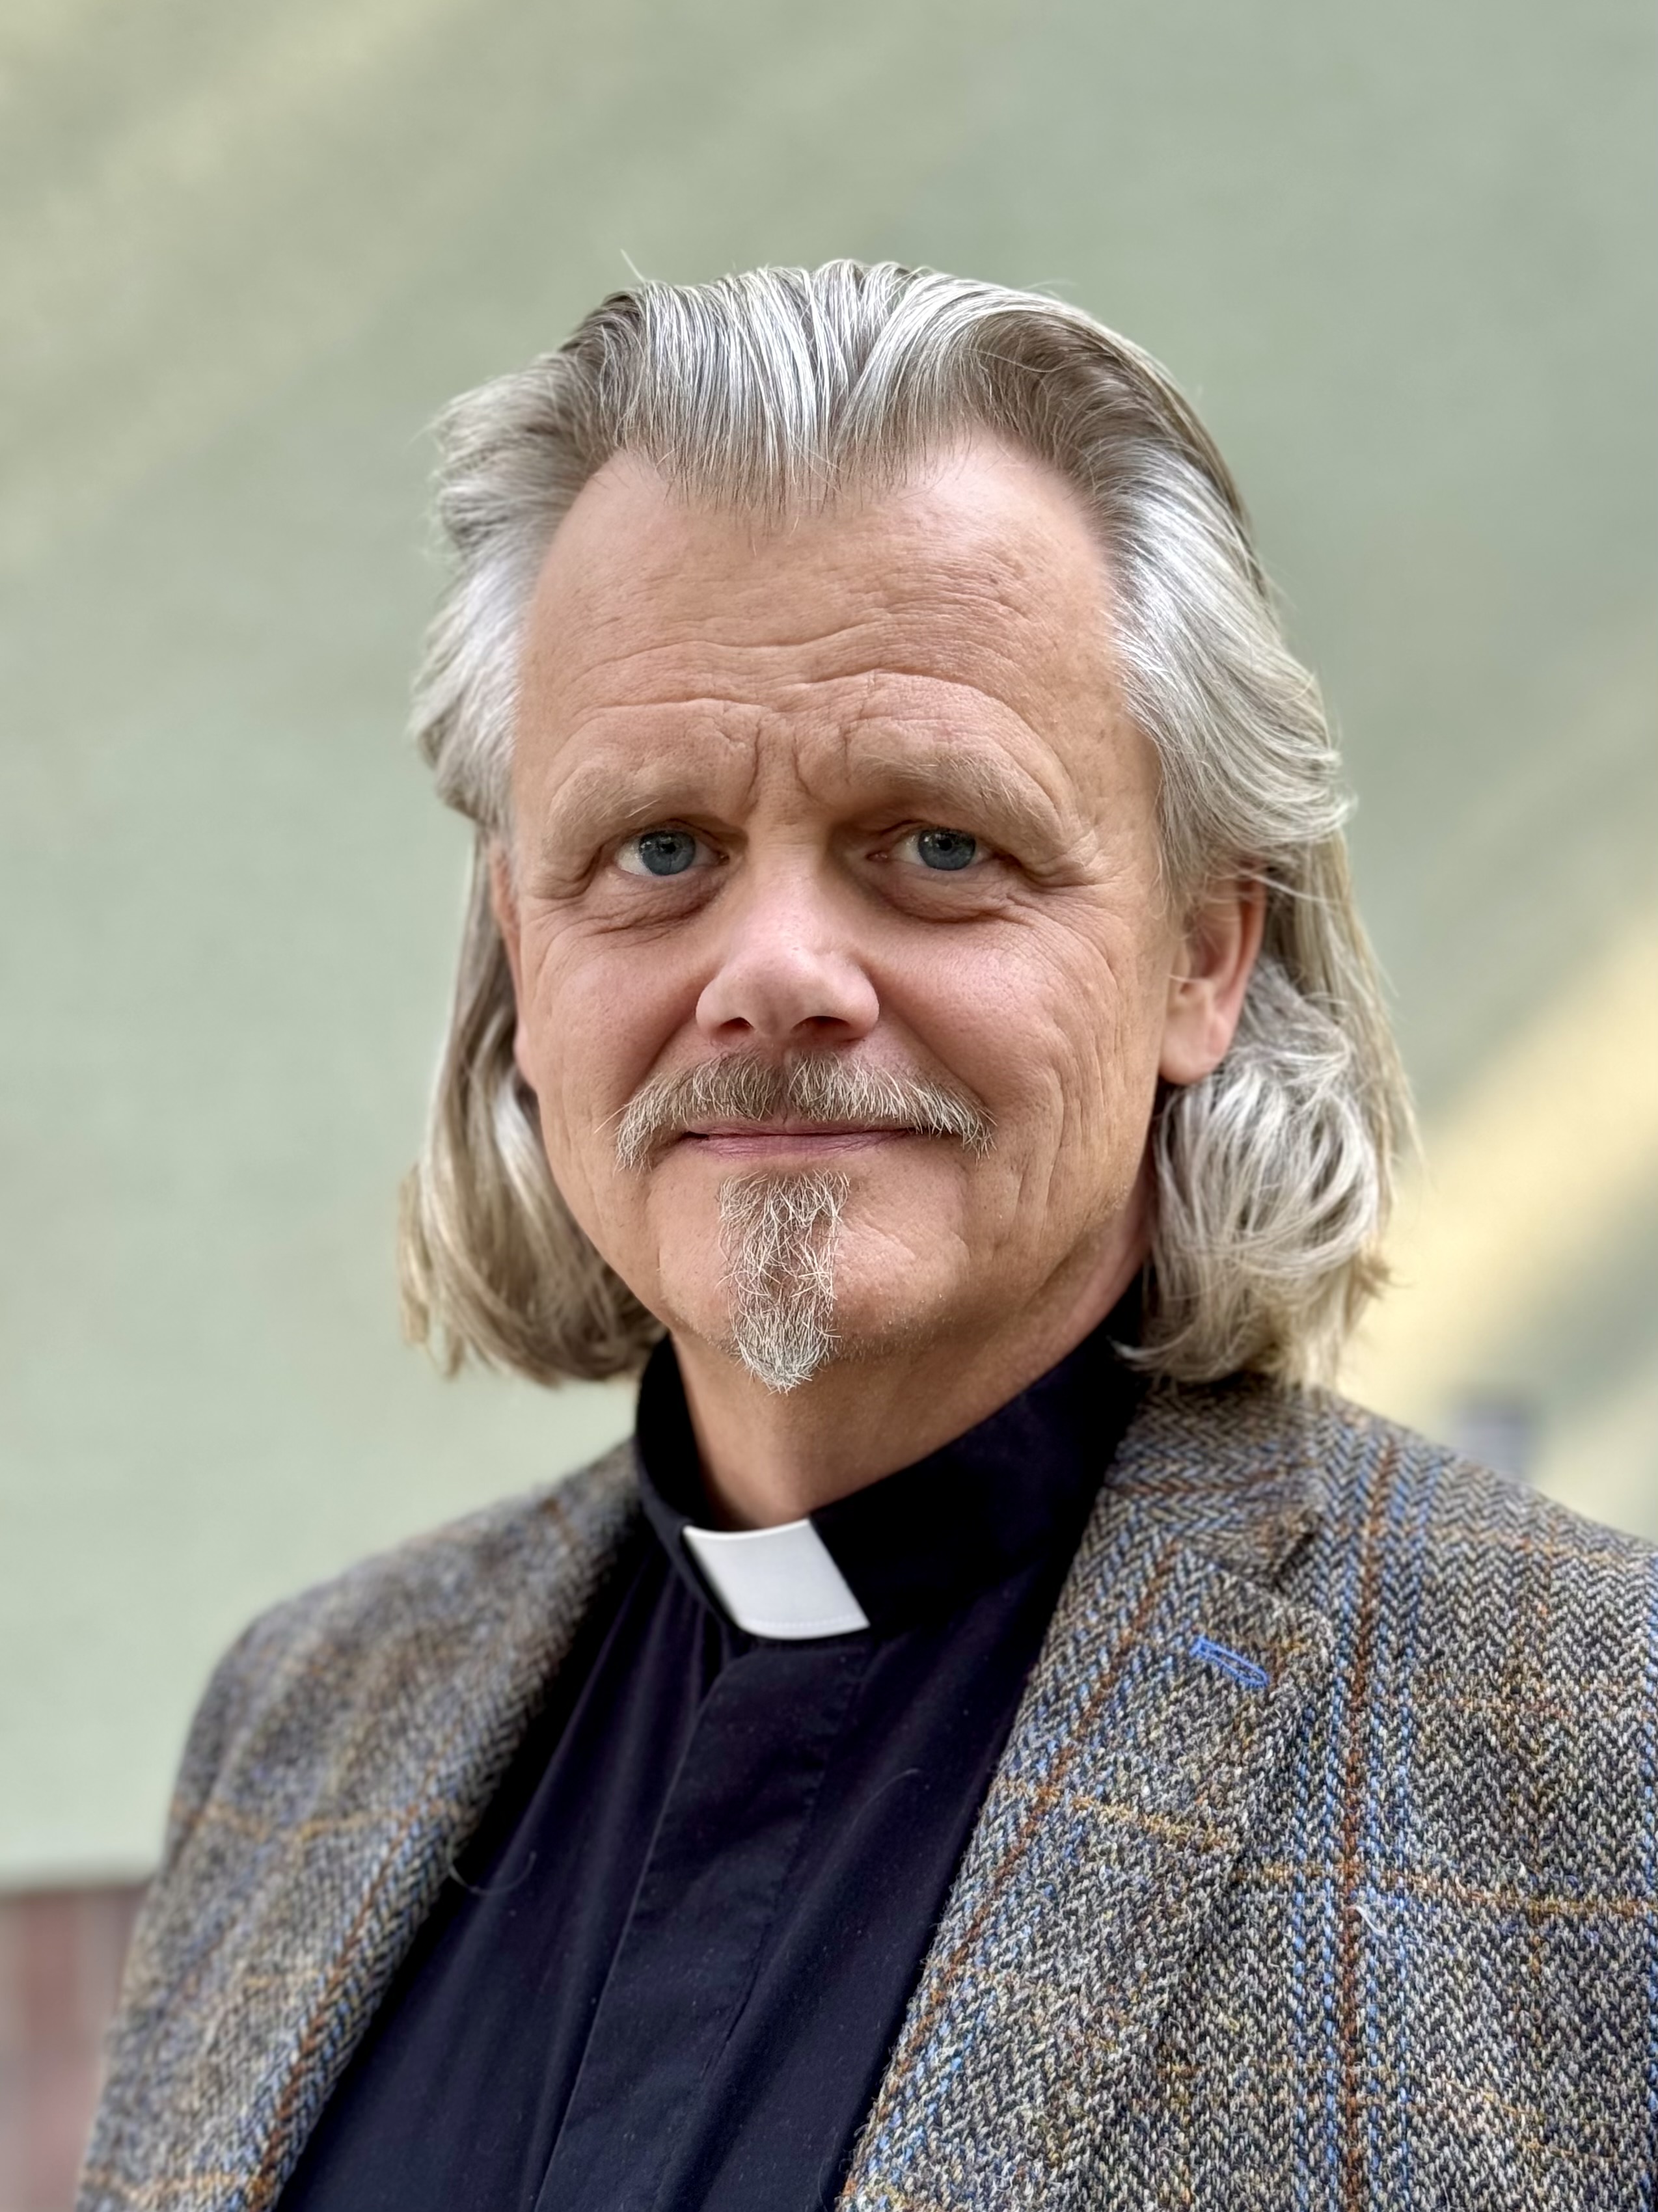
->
614;1052;994;1170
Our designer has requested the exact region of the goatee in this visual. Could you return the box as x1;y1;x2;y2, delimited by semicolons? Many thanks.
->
717;1170;850;1394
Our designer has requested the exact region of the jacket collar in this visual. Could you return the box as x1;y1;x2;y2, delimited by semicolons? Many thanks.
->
839;1375;1335;2209
1096;1369;1329;1578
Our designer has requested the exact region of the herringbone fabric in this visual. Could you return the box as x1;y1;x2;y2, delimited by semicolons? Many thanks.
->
79;1382;1658;2210
79;1453;640;2212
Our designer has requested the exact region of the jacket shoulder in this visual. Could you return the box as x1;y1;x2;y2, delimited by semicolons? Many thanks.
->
240;1439;638;1655
1314;1386;1655;1578
157;1442;640;1876
1294;1390;1657;1863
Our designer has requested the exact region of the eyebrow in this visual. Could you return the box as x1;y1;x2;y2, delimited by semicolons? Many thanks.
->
847;740;1072;852
533;755;739;870
529;714;1081;876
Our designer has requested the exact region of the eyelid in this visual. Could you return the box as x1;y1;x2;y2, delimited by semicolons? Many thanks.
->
886;826;994;867
614;824;721;877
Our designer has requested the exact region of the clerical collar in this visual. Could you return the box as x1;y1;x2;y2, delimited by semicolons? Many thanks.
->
633;1291;1146;1642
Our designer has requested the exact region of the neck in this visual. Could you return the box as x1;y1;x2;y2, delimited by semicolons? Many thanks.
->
670;1233;1147;1528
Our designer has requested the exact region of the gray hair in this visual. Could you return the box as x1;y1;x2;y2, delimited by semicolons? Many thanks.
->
400;261;1410;1388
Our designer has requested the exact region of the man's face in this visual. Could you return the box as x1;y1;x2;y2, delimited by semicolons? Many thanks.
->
495;435;1210;1382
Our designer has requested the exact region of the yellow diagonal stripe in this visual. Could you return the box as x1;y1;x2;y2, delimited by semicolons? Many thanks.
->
1344;911;1658;1427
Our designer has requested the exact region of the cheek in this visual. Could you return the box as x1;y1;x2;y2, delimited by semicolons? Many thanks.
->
519;921;693;1188
903;913;1166;1155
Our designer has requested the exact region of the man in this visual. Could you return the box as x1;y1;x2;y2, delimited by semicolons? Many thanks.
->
81;265;1656;2210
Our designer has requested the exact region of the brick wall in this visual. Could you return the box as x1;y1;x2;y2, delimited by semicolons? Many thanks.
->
0;1887;146;2212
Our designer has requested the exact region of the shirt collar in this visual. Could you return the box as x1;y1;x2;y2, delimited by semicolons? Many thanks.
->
634;1289;1147;1641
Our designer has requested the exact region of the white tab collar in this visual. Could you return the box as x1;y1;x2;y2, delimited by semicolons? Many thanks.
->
681;1518;871;1641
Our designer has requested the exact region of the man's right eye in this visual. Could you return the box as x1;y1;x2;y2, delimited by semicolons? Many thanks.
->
616;828;705;878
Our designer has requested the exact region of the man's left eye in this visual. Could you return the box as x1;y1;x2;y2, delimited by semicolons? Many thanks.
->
894;827;983;872
616;828;707;878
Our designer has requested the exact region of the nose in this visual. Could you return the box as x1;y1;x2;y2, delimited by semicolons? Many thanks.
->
694;861;880;1049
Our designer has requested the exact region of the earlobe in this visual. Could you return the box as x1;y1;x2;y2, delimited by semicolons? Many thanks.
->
1158;875;1267;1086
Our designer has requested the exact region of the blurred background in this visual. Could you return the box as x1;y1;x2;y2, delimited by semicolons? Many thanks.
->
1;0;1653;2199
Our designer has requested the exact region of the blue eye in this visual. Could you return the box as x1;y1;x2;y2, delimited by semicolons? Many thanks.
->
621;828;700;878
912;827;979;872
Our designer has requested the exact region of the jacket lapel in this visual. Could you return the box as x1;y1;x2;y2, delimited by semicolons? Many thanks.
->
82;1448;640;2212
841;1380;1335;2211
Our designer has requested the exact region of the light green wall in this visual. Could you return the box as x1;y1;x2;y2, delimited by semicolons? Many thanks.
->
3;0;1655;1883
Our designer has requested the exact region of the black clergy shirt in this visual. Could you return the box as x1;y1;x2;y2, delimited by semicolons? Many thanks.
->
280;1304;1143;2212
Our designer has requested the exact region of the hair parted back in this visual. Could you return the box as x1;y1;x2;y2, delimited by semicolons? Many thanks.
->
401;260;1410;1390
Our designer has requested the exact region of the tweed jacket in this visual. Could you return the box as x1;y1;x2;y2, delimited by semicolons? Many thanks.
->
80;1377;1658;2211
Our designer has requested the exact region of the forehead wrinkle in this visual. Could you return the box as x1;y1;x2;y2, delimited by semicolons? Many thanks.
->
527;496;1109;717
532;607;1036;723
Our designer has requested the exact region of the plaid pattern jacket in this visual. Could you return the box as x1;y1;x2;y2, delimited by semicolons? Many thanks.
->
80;1378;1658;2210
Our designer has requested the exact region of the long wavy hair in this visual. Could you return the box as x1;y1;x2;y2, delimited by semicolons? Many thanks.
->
400;262;1411;1388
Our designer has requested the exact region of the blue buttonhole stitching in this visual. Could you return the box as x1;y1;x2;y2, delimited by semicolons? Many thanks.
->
1190;1635;1271;1691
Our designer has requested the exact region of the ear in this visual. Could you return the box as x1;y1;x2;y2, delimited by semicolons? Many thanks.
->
486;843;535;1088
1159;874;1267;1086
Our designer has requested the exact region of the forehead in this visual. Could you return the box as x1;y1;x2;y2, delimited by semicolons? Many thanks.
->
512;432;1137;826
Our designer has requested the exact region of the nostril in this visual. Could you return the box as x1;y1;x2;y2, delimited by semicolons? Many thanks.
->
694;937;880;1044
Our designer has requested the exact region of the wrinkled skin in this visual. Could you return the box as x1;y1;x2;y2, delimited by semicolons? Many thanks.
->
491;435;1262;1522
